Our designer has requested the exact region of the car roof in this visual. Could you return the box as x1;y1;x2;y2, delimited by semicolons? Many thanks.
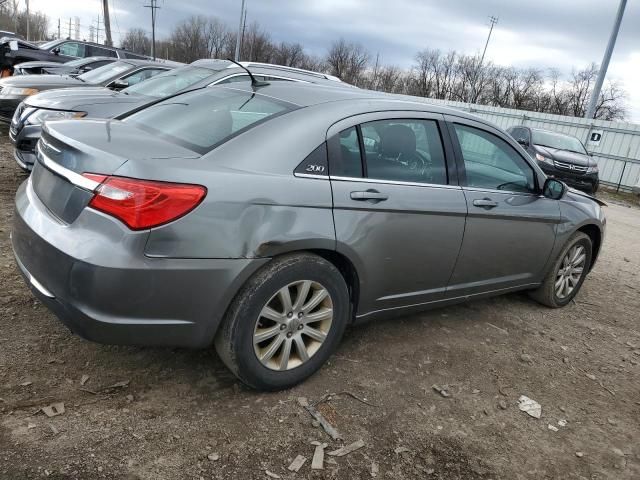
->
218;81;486;121
117;59;175;68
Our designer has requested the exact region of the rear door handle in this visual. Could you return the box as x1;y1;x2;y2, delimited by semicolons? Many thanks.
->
350;190;389;203
472;198;498;209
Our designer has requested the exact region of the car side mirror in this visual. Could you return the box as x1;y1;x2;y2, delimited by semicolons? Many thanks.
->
81;66;93;72
517;137;529;147
110;79;129;90
543;178;566;200
52;47;60;55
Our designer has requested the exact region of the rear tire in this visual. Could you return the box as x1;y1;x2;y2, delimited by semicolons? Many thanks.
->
529;232;592;308
215;253;349;391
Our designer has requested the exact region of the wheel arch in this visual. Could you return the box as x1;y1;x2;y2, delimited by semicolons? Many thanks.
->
308;248;360;322
577;223;602;271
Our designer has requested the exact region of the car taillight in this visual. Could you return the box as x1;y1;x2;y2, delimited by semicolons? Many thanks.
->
82;174;207;230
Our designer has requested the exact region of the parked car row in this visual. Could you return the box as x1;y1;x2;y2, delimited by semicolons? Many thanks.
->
12;56;116;76
0;37;172;77
6;59;348;169
7;58;606;390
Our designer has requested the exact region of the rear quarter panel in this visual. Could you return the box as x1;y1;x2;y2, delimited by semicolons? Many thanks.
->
126;107;338;259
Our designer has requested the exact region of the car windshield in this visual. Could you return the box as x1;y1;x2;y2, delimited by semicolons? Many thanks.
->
123;86;296;154
532;130;587;154
78;61;131;84
39;40;59;50
123;66;215;98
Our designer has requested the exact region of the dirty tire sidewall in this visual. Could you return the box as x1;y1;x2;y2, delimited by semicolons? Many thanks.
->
530;232;592;308
215;253;349;391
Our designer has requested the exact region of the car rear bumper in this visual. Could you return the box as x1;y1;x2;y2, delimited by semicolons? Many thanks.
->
539;164;599;192
12;178;268;348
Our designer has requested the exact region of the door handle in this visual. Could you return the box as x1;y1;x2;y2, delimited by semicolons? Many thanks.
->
350;190;389;203
472;198;498;209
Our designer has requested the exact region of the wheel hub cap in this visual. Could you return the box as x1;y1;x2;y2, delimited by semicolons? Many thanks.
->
555;244;586;300
253;280;333;371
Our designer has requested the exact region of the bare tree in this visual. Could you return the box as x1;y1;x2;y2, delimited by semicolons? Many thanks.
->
326;38;370;86
204;17;231;59
121;28;151;55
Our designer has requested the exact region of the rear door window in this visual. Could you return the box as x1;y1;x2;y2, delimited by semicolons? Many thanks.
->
56;42;86;57
361;119;448;185
123;87;297;154
327;126;363;178
88;45;117;57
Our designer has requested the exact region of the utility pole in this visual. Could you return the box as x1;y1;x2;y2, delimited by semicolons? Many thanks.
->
95;13;101;44
68;17;72;40
480;15;498;69
471;15;498;103
234;0;246;61
102;0;113;46
144;0;160;60
585;0;627;119
57;18;61;39
25;0;29;41
241;8;247;59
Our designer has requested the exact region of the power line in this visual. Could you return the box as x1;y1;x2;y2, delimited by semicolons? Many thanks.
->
144;0;160;60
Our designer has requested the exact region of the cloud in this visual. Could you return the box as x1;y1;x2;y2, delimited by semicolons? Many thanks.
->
29;0;640;121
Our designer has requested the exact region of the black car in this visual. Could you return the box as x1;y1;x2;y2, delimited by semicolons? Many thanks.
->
0;59;173;122
13;56;116;76
507;126;599;194
10;60;350;170
0;37;154;76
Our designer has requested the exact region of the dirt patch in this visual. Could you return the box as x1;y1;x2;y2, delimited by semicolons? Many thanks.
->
0;128;639;479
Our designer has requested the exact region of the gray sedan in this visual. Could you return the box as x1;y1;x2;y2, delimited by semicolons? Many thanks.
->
11;82;606;390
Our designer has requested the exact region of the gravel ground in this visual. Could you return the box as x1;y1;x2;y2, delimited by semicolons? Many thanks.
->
0;127;639;479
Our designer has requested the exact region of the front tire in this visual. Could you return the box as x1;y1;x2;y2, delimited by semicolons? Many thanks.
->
215;253;349;391
529;232;592;308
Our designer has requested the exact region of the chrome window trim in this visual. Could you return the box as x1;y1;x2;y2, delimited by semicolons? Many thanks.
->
293;173;328;180
36;143;100;192
462;186;541;197
209;72;311;86
329;175;461;190
293;172;461;190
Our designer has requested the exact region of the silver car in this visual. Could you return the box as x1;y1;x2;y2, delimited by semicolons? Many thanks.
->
12;82;606;390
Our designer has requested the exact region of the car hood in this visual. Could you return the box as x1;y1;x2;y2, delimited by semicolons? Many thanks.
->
25;88;146;112
1;74;84;90
534;144;594;167
565;186;607;207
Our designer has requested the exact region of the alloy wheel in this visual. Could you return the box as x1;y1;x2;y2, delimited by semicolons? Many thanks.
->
555;244;586;299
253;280;333;371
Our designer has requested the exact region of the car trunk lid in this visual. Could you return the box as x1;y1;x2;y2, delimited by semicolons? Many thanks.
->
32;119;200;224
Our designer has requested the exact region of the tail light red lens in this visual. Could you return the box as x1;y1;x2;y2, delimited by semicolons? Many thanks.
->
82;174;207;230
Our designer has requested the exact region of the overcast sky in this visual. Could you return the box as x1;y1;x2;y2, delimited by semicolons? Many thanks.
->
33;0;640;122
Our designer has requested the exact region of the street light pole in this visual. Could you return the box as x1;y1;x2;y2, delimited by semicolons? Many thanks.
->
234;0;246;61
585;0;627;119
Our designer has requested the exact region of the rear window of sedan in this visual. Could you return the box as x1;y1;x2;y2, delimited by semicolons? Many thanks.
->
122;87;297;154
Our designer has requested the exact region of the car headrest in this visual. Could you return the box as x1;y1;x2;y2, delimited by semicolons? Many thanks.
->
380;124;416;158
